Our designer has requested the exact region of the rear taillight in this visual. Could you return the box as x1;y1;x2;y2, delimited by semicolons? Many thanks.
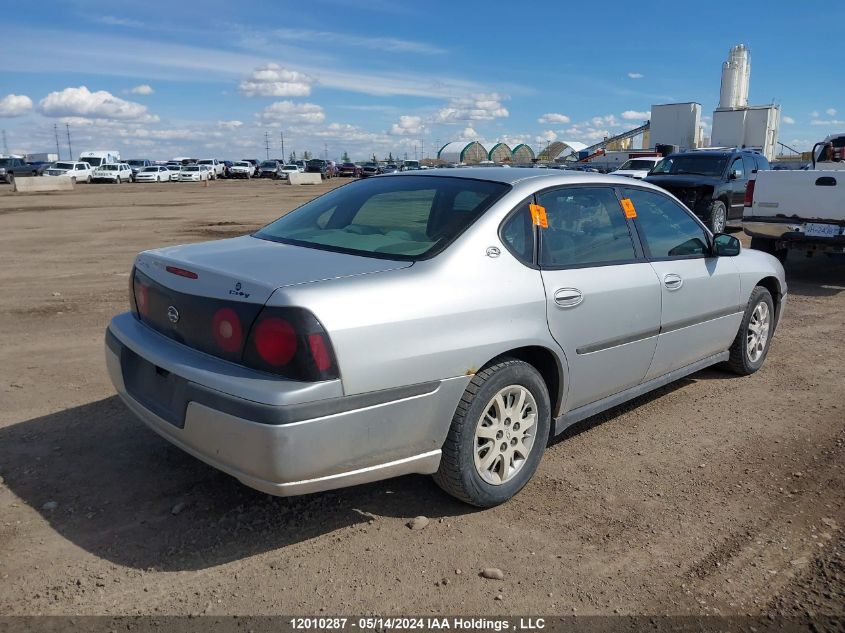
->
744;179;755;207
131;272;150;317
243;307;338;381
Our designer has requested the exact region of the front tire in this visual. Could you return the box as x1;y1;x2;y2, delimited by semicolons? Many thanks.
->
434;358;551;507
86;175;92;184
723;286;775;376
707;200;727;234
116;176;121;184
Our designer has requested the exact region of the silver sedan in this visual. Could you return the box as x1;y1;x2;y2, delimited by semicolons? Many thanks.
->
105;169;786;506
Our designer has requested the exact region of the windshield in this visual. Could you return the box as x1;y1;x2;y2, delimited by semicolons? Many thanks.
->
619;159;657;170
101;165;118;171
308;159;326;166
0;159;10;166
255;175;509;260
127;160;146;166
198;160;213;165
141;167;158;172
183;166;199;171
283;165;297;170
81;157;102;167
55;162;75;169
234;162;249;167
260;161;277;168
651;155;728;177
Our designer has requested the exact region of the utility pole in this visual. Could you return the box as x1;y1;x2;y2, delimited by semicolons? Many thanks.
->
280;131;285;164
414;144;417;160
324;143;328;161
54;124;62;161
420;138;425;161
1;130;8;155
66;123;73;161
264;131;270;160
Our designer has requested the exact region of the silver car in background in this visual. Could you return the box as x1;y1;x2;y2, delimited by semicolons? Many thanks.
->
105;169;786;506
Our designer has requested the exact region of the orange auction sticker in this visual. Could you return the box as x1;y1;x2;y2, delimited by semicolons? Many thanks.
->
620;198;637;218
529;203;548;228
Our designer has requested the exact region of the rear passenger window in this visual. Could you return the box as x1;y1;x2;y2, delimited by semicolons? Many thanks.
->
538;187;636;267
501;199;534;265
621;187;708;259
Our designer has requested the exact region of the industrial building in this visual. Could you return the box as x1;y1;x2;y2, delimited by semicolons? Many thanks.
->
437;141;487;164
487;142;512;163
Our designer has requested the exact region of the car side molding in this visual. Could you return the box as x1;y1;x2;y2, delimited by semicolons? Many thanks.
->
553;351;730;437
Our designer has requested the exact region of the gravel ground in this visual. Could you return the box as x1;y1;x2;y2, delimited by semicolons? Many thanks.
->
0;179;842;617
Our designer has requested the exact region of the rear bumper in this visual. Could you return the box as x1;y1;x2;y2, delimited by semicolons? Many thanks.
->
105;315;467;496
744;218;845;251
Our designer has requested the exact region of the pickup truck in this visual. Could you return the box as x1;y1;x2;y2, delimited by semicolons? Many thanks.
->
744;134;845;262
0;157;38;183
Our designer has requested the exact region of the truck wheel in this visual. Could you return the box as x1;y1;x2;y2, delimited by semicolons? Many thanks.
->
7;173;15;186
749;237;787;264
86;176;92;184
434;357;551;507
116;176;121;184
723;286;775;376
707;200;727;234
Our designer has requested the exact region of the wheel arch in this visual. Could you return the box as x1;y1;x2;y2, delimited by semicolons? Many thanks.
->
484;345;566;422
755;275;783;326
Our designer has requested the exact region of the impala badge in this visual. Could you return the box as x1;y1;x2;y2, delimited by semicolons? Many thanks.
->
167;305;180;324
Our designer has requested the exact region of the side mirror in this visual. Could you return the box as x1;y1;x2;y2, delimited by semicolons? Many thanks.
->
713;233;741;256
729;171;740;180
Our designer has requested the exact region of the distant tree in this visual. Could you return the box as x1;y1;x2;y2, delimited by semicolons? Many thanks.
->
289;151;296;163
372;153;378;163
303;150;311;160
342;151;350;162
388;152;394;162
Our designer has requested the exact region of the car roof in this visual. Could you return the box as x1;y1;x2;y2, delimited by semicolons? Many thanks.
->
381;166;638;186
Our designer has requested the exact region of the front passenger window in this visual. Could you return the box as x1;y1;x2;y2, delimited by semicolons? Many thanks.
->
621;188;708;259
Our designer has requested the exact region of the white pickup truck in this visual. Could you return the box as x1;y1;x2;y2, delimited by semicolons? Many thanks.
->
744;133;845;262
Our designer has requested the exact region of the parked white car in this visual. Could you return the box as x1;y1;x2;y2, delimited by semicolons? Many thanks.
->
134;166;173;183
179;165;210;182
613;157;662;179
197;159;223;179
92;163;132;183
164;164;182;181
279;164;300;180
230;161;255;179
44;161;94;183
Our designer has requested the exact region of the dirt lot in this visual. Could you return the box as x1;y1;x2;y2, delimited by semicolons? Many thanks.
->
0;179;842;617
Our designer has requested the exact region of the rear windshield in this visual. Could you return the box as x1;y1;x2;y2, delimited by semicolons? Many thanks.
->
651;155;728;177
55;162;75;169
101;165;118;171
260;161;277;168
255;175;509;260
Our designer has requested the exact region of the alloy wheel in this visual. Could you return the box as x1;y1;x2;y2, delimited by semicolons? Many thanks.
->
474;385;538;485
746;300;770;363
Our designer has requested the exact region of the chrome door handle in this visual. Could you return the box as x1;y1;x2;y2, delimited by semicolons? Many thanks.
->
663;273;683;290
554;288;583;308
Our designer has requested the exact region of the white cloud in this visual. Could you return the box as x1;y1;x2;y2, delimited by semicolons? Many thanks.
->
627;72;644;79
591;114;621;128
538;112;570;124
782;115;795;125
810;119;844;126
621;110;650;120
269;28;444;55
536;130;557;143
217;120;244;129
390;115;424;136
258;100;325;126
826;108;837;116
38;86;157;122
0;94;33;117
458;126;481;141
97;16;144;28
129;84;154;95
436;93;509;123
239;64;315;97
810;110;820;118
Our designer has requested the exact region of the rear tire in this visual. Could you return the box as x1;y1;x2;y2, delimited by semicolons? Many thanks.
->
434;357;551;507
723;286;775;376
707;200;727;234
116;176;121;184
750;237;788;264
86;175;92;184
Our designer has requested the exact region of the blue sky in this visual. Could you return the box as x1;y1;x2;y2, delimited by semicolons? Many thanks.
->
1;0;842;161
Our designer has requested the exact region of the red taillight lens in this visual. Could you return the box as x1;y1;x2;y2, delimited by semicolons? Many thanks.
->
744;179;755;207
212;307;243;353
134;277;150;317
166;265;198;279
253;317;297;366
308;333;332;372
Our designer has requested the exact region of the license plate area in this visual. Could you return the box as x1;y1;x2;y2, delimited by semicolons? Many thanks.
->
121;346;189;428
804;222;843;238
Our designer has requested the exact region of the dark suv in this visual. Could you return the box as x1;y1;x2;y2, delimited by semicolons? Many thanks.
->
305;159;332;179
644;149;769;233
